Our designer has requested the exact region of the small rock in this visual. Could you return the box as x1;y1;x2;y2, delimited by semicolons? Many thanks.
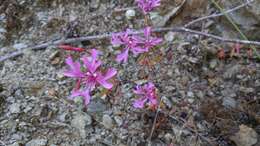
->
58;113;69;122
187;57;199;64
25;139;47;146
230;125;258;146
209;59;218;69
239;87;254;94
222;97;237;108
164;133;173;143
125;9;136;19
56;72;65;80
9;103;21;114
164;31;175;42
223;64;241;79
87;101;107;113
134;79;147;85
162;96;172;108
90;0;100;9
71;112;92;138
114;116;123;126
102;114;114;129
187;91;194;98
187;98;195;104
9;142;21;146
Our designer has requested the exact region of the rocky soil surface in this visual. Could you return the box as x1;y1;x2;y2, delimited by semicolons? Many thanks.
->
0;0;259;146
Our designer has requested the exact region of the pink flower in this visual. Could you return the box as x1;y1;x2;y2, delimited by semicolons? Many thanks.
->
111;27;162;63
64;56;84;78
111;29;144;63
133;82;158;108
64;49;117;106
135;0;161;14
137;27;162;52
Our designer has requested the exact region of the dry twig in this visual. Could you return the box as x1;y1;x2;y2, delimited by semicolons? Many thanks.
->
1;27;260;62
184;0;253;27
147;98;163;145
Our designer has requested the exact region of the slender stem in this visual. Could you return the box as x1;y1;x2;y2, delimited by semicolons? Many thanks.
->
148;97;162;144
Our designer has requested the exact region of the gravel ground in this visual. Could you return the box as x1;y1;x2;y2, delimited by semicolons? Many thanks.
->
0;0;259;146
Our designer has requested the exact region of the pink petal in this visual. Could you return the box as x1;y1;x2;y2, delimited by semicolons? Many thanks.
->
104;68;117;80
111;33;124;45
97;78;113;89
146;82;155;89
81;55;102;73
89;49;101;60
64;56;84;78
82;90;91;105
144;27;151;38
148;97;157;106
133;98;147;108
69;89;91;106
116;48;129;63
151;38;162;45
131;46;146;55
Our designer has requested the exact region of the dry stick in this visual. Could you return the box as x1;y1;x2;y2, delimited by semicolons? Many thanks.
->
158;109;215;145
184;0;253;27
1;27;260;62
147;98;163;145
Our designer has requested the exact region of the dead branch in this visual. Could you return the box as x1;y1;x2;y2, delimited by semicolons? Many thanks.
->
1;26;260;62
184;0;253;27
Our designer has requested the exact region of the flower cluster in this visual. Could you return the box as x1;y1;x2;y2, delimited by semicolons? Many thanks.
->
133;82;158;108
64;49;117;105
111;27;162;63
135;0;161;14
63;1;162;109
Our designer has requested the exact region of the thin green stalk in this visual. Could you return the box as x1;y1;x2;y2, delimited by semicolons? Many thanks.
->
210;0;260;59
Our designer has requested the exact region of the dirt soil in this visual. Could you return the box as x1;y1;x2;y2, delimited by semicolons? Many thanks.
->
0;0;259;146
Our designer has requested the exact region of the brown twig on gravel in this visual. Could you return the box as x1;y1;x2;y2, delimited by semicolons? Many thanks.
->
184;0;253;27
147;98;162;145
158;109;215;145
1;26;260;62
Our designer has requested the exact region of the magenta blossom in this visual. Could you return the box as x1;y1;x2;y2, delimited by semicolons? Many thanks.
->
64;49;117;106
136;27;162;52
111;27;162;63
135;0;161;14
133;82;158;108
111;29;144;63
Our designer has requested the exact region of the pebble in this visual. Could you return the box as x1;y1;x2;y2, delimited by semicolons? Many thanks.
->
164;31;175;42
71;112;92;138
164;133;173;142
223;64;241;79
102;114;114;129
87;101;107;113
187;91;194;98
230;125;258;146
9;142;21;146
25;139;47;146
9;103;21;114
162;96;172;108
125;9;136;19
90;0;100;9
209;59;218;69
222;97;237;108
114;116;123;126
